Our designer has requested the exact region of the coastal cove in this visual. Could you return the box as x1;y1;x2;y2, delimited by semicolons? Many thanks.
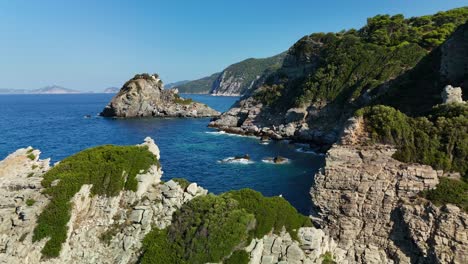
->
0;93;324;214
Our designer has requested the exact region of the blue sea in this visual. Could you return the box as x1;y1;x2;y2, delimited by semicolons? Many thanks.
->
0;94;324;214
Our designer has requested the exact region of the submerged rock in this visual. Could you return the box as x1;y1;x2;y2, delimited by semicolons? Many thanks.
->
262;156;290;164
219;154;253;164
100;73;219;118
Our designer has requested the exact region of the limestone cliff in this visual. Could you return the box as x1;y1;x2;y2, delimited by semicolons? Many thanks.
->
311;117;468;263
0;138;209;263
100;73;219;118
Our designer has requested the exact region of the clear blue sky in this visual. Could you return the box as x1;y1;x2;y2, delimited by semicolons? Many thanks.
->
1;0;467;91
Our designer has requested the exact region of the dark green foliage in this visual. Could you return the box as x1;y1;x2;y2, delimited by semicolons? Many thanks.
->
421;177;468;212
254;8;468;114
293;36;426;107
26;199;36;206
141;194;254;264
360;7;468;48
175;73;220;94
224;250;249;264
172;178;191;190
173;94;194;105
321;251;337;264
223;189;312;240
32;145;158;258
141;228;182;264
140;189;311;263
27;153;36;160
357;104;468;180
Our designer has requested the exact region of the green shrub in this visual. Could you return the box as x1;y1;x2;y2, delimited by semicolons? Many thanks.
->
172;178;191;190
140;189;311;263
223;189;312;240
32;145;159;258
141;194;254;264
173;94;194;105
357;104;468;180
26;199;36;206
27;153;36;160
321;251;337;264
224;250;249;264
421;177;468;212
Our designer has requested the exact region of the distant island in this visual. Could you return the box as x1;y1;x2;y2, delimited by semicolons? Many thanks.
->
102;87;120;94
0;85;82;94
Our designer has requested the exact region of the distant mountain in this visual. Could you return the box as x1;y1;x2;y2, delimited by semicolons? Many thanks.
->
103;87;120;94
174;52;286;95
31;85;81;94
173;73;220;94
0;88;29;94
165;80;190;89
0;85;82;94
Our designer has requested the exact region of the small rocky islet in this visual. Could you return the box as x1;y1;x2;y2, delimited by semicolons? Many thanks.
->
100;73;219;118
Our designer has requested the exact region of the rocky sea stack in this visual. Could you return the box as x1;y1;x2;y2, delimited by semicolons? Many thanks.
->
100;73;219;118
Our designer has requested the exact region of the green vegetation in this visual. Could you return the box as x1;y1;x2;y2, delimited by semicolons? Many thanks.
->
357;104;468;210
141;194;254;264
172;178;191;190
421;177;468;212
254;8;468;113
27;153;36;160
26;198;36;206
27;172;34;178
32;145;158;258
224;250;249;264
140;189;311;263
321;251;337;264
223;189;312;240
175;73;220;94
360;7;468;48
357;104;468;180
177;52;286;95
173;94;194;105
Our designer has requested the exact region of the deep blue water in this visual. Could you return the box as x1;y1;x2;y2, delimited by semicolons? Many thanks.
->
0;94;324;214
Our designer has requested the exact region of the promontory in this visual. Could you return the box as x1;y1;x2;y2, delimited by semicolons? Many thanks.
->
100;73;220;118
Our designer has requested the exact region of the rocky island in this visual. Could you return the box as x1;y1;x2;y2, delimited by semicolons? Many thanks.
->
100;73;219;118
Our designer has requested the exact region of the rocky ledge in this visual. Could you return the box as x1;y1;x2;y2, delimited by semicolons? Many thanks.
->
311;117;468;263
100;73;219;118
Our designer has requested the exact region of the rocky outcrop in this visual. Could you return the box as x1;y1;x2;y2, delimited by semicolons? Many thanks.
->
441;85;465;104
0;138;208;263
311;118;468;263
100;74;219;118
245;227;344;264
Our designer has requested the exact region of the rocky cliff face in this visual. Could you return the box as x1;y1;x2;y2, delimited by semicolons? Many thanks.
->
210;70;258;96
100;74;219;118
0;138;210;263
311;118;468;263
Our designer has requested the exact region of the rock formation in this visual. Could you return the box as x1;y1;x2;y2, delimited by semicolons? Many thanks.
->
311;118;468;263
100;73;219;118
442;85;464;104
0;138;208;263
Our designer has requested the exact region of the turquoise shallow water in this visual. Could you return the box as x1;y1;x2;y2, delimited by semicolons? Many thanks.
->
0;93;324;214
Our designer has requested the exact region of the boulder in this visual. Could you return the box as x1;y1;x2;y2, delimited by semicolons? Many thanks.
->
441;85;464;104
